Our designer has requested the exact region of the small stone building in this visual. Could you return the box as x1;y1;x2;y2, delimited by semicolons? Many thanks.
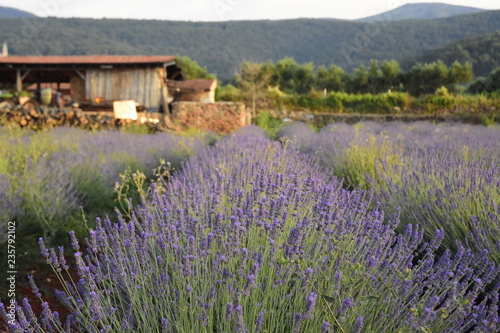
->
167;79;217;103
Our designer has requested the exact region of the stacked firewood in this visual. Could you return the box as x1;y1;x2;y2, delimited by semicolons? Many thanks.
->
0;103;159;131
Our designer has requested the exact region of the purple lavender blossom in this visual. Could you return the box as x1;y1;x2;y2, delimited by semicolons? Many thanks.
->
28;275;42;298
305;292;318;319
321;321;331;333
161;318;169;333
235;305;246;333
338;297;354;318
255;311;265;332
352;316;364;333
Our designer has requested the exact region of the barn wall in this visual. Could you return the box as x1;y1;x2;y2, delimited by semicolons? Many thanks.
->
69;74;85;102
85;67;167;109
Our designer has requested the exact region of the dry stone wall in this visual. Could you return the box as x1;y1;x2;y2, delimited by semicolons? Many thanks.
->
171;102;249;134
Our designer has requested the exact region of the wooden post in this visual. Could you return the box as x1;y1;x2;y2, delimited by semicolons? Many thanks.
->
16;69;22;94
36;71;41;92
160;85;169;114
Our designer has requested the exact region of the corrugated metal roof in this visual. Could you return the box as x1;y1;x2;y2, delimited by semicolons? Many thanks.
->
0;55;176;65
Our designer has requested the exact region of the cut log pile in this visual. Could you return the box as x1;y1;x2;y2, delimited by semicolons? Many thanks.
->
0;103;168;132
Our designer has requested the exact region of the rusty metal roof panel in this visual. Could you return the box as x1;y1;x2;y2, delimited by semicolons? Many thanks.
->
0;55;176;65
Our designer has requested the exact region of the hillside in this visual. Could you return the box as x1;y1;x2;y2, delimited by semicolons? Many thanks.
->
400;31;500;77
358;3;485;22
0;11;499;79
0;6;36;18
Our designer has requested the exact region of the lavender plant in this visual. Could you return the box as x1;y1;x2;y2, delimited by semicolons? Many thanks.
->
375;138;500;263
0;175;23;244
279;121;500;264
0;127;210;239
0;126;213;302
4;130;499;332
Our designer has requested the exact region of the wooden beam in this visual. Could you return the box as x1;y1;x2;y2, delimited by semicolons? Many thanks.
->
16;69;22;93
74;70;85;80
15;70;32;93
21;70;31;80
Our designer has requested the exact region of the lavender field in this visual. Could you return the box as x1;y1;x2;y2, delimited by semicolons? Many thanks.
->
1;122;499;332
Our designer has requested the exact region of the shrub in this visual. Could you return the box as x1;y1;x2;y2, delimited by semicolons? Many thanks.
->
255;112;283;138
282;121;500;264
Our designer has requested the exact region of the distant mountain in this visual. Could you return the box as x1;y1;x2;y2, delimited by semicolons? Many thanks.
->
400;31;500;77
0;11;499;79
358;3;485;22
0;6;36;18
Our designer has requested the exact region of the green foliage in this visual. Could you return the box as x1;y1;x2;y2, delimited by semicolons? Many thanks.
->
345;60;402;94
235;62;272;121
450;61;474;84
466;67;500;94
401;60;474;96
346;65;369;94
255;111;283;138
121;124;156;135
219;57;497;115
403;60;450;96
400;31;500;77
380;60;401;90
313;65;345;92
271;58;316;94
216;84;242;101
335;133;404;189
283;91;412;113
288;93;343;112
175;55;215;79
480;114;497;126
1;11;499;79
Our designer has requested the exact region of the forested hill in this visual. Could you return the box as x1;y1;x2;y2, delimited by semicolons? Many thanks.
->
358;3;485;22
0;10;499;79
400;31;500;77
0;6;36;18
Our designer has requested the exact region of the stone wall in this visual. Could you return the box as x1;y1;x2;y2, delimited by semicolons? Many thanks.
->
268;110;496;127
171;102;249;134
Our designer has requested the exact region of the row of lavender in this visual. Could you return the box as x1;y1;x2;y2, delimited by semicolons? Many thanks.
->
0;127;213;244
278;121;500;264
2;126;498;331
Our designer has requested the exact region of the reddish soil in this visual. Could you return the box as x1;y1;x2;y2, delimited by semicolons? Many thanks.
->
1;258;78;332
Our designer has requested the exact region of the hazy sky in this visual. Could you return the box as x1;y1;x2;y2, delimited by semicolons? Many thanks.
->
1;0;499;21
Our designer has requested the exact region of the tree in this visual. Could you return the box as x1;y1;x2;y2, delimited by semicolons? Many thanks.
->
403;60;450;95
235;62;272;123
466;67;500;94
366;60;384;94
314;65;345;92
347;65;369;94
449;61;473;85
294;62;315;94
380;60;401;91
175;55;215;79
273;57;299;93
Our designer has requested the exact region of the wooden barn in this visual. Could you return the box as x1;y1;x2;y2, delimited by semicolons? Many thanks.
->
0;55;184;112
